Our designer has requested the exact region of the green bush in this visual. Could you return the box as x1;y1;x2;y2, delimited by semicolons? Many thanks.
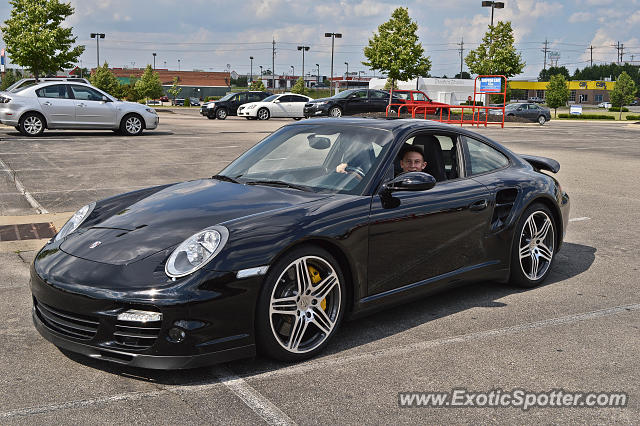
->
462;100;483;106
625;115;640;120
183;98;191;107
608;107;629;112
557;114;615;120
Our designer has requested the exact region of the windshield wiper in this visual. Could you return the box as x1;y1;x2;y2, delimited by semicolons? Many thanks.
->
244;179;313;192
211;174;239;184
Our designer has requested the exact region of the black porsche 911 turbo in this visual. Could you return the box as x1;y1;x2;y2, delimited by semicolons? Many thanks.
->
30;118;570;369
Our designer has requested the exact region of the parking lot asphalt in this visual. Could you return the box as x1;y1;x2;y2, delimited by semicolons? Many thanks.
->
1;114;639;424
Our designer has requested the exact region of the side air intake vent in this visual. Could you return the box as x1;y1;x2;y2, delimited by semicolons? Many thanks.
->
491;188;519;231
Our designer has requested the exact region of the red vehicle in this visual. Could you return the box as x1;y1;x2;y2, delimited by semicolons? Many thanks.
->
389;89;450;115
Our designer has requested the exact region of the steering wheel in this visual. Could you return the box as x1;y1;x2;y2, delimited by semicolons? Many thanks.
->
343;166;365;179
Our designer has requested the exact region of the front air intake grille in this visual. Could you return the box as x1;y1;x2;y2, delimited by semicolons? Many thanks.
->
34;298;99;341
113;320;161;350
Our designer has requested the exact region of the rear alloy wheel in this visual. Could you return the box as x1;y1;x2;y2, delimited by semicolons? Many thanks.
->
120;114;144;136
20;112;45;136
256;246;345;362
216;108;228;120
329;106;342;118
510;203;556;288
257;108;270;120
538;115;547;125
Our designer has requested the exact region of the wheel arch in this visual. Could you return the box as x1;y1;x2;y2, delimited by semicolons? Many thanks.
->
513;194;563;254
121;112;146;129
20;110;48;128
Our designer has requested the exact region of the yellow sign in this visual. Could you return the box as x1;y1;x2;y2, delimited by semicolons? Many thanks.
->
509;80;616;91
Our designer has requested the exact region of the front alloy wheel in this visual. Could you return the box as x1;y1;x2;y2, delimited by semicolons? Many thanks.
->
538;115;547;125
329;106;342;117
120;114;144;136
257;247;345;361
510;204;556;287
257;108;270;120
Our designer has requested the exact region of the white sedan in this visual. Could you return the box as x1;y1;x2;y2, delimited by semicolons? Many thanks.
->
237;93;312;120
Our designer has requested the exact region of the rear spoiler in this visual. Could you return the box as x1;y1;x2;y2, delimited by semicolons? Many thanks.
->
519;154;560;173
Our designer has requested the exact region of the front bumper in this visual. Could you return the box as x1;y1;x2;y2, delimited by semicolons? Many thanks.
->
303;103;330;117
237;106;256;117
30;260;262;369
144;114;159;130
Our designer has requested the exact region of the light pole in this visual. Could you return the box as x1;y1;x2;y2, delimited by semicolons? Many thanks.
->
152;52;156;70
481;1;504;29
297;45;310;89
90;33;105;68
324;32;342;94
290;65;294;88
259;65;263;78
163;60;167;68
178;59;181;72
249;56;254;84
316;63;320;84
344;62;349;89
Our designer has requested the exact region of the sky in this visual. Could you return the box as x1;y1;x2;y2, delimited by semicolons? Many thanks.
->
1;0;639;80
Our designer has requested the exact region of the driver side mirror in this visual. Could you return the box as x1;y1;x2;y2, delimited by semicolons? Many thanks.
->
273;99;280;103
381;172;436;193
101;95;111;103
517;107;523;111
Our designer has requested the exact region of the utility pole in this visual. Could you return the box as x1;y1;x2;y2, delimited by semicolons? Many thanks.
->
590;45;593;67
324;32;342;95
272;38;276;91
249;56;253;84
612;41;621;63
152;52;156;70
457;36;464;77
297;46;310;89
620;43;624;63
90;33;105;68
541;39;549;71
316;63;320;84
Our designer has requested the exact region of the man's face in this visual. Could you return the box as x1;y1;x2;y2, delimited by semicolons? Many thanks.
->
400;151;426;173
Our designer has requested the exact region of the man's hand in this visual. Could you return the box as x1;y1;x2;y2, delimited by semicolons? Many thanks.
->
336;163;348;173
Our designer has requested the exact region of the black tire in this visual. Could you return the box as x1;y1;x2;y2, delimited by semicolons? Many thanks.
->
328;106;342;118
119;113;144;136
257;108;270;121
14;125;20;132
112;129;122;135
256;245;346;362
538;115;547;125
509;203;556;288
399;106;408;114
293;117;303;121
216;108;228;120
207;115;216;119
19;112;45;136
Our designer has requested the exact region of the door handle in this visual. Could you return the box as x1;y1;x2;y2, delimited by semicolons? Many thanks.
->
469;199;488;211
42;101;52;106
77;103;86;108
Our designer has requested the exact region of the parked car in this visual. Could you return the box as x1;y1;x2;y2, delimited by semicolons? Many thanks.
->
30;118;569;369
201;91;273;120
0;81;159;136
630;99;639;106
3;77;91;93
528;96;545;104
172;98;185;106
303;88;401;117
597;102;612;108
389;89;451;116
189;97;201;106
159;95;169;102
146;99;161;106
492;102;552;125
237;93;312;120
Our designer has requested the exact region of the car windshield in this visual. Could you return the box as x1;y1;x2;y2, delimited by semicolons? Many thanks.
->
506;104;519;110
333;89;359;99
263;95;278;102
219;93;235;101
219;123;394;195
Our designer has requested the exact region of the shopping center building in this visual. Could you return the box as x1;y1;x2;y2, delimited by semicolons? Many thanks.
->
509;80;617;104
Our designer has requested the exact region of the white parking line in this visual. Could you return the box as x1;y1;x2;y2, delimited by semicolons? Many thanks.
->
569;217;591;222
0;303;637;420
0;157;48;214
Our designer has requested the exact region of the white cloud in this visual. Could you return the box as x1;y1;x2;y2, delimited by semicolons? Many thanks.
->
569;12;592;23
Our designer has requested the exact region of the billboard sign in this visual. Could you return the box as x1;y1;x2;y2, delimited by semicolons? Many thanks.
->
479;77;502;92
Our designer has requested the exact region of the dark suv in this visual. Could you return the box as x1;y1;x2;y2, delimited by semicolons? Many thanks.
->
201;91;272;120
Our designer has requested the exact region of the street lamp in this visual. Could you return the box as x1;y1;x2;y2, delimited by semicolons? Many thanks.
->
481;1;504;28
291;65;294;76
324;32;342;94
178;59;181;72
259;65;263;76
152;52;156;70
297;46;310;89
249;56;254;83
344;62;349;89
316;63;320;84
90;33;105;68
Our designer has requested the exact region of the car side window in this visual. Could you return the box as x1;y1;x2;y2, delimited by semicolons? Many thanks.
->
413;93;427;101
248;93;262;102
463;137;509;176
350;90;367;99
36;84;70;99
290;95;308;103
369;90;388;99
236;93;248;103
279;95;294;102
70;85;104;101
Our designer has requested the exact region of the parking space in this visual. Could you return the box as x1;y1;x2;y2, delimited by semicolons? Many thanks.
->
0;116;638;423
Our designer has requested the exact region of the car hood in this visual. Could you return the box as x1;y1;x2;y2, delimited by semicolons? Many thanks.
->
309;97;332;103
117;100;149;110
59;179;330;265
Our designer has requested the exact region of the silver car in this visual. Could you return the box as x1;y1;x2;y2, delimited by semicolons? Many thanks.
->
0;81;159;136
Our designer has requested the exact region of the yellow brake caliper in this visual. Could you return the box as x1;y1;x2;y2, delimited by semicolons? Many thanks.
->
307;266;327;310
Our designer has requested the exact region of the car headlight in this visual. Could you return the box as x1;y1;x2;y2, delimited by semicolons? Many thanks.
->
165;226;229;278
315;101;326;106
207;103;216;109
145;107;156;114
54;202;95;242
246;104;256;110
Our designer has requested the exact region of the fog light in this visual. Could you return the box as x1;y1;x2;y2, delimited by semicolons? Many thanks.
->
117;309;162;323
168;327;186;343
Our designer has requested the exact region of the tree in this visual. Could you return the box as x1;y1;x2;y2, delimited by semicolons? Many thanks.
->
1;0;85;81
545;74;570;117
290;77;307;95
610;71;637;120
89;62;120;96
231;75;247;87
538;66;570;82
454;71;471;79
0;68;23;90
135;65;164;101
167;77;181;102
383;78;398;90
363;7;431;104
249;79;265;91
465;21;525;78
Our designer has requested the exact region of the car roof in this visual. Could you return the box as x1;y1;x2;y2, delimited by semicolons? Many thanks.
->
291;117;466;133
